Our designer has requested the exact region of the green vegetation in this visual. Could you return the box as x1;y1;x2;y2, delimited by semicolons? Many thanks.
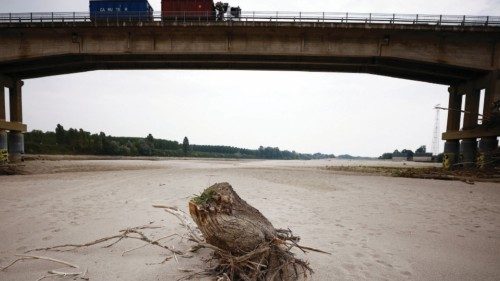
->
182;137;190;156
378;145;443;162
192;187;217;205
415;145;427;154
24;124;336;160
0;149;7;164
337;154;374;160
379;146;421;160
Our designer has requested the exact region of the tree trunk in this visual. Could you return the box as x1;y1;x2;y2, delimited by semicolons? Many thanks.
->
189;183;312;281
189;182;277;254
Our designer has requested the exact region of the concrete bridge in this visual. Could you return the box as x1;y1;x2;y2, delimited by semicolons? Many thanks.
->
0;12;499;167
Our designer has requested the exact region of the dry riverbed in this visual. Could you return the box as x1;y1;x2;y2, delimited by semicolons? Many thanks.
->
0;159;499;280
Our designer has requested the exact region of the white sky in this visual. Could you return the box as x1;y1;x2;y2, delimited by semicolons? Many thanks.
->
1;0;499;157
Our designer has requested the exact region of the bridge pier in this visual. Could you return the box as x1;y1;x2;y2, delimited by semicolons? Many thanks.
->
443;86;462;169
7;80;24;162
478;138;498;169
0;86;6;152
477;72;500;169
460;87;481;168
443;72;499;170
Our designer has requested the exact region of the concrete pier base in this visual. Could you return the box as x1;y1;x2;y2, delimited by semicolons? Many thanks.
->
0;131;7;164
6;80;24;163
443;140;460;169
460;139;478;168
0;130;6;150
7;132;24;162
478;137;499;169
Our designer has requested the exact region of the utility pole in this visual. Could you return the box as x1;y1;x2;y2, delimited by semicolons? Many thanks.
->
431;104;441;156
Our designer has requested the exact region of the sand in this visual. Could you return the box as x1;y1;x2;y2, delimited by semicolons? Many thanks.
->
0;159;499;281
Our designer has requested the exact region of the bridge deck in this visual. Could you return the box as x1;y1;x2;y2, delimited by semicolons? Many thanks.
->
1;21;498;84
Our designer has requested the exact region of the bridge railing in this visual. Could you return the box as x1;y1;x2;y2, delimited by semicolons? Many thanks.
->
0;11;499;27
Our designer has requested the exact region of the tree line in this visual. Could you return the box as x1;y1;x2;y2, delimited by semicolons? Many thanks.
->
24;125;336;160
378;145;442;161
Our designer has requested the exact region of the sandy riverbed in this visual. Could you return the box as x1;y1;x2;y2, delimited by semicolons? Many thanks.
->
0;159;499;281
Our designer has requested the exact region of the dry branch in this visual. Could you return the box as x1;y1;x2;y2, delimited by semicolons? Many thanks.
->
0;254;79;272
122;234;179;256
1;254;88;281
26;225;183;256
153;205;204;243
36;269;89;281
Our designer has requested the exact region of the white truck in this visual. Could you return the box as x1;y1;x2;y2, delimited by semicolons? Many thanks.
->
215;2;241;21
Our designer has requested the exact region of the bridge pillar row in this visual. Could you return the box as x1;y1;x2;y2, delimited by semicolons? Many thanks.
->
443;86;462;169
477;71;500;169
0;86;6;152
460;85;481;168
8;80;24;162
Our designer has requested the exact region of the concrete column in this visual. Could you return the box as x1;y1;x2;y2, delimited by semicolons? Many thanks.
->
0;86;6;151
460;87;480;168
482;71;499;120
443;86;462;169
8;80;24;162
478;72;500;169
478;138;498;169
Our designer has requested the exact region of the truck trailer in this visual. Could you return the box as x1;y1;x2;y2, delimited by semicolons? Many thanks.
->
161;0;215;20
89;0;154;21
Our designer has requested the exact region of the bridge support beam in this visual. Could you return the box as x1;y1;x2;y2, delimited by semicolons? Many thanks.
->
460;86;481;168
477;72;500;169
0;86;6;152
443;86;462;169
8;80;24;162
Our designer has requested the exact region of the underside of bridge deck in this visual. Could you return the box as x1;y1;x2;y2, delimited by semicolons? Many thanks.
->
0;54;488;85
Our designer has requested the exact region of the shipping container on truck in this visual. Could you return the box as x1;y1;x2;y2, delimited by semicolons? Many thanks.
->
89;0;154;21
161;0;215;21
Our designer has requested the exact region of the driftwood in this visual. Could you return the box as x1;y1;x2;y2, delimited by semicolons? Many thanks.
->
24;225;182;255
189;182;277;254
0;254;79;272
188;182;326;281
0;254;89;281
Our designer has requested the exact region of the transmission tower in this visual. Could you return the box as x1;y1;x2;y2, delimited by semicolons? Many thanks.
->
431;104;441;156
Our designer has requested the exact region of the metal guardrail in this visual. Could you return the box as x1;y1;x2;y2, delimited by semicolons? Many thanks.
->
0;11;499;27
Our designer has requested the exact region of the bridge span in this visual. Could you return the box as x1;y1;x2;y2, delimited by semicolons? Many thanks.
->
0;12;499;167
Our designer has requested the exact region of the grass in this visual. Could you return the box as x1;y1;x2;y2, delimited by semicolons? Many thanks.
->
324;165;499;183
192;187;217;205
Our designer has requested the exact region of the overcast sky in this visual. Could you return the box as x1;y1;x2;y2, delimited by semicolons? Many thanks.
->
1;1;499;157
